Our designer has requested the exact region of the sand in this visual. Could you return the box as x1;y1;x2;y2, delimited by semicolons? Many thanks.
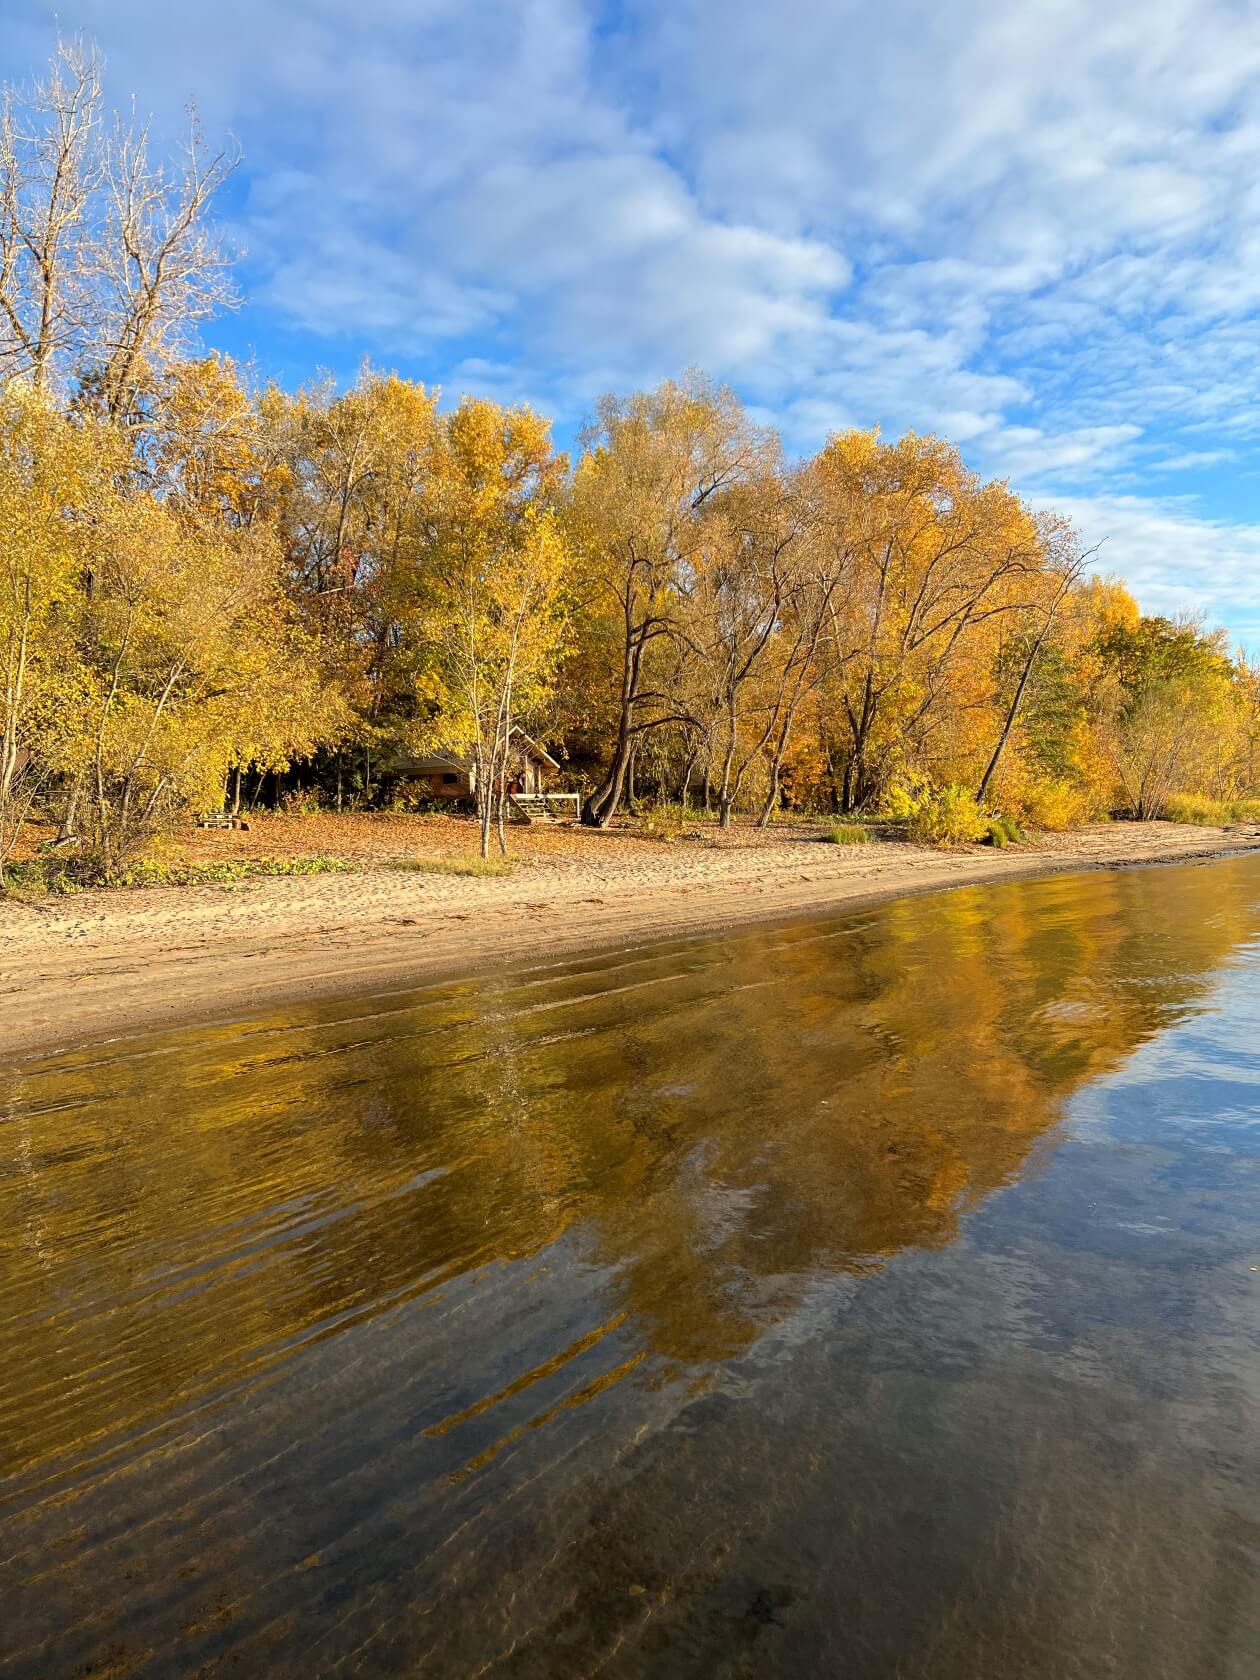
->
3;816;1259;1061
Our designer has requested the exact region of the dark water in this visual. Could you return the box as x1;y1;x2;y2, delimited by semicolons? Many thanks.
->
2;858;1260;1679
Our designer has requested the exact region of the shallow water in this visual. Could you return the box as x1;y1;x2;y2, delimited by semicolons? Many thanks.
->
2;856;1259;1678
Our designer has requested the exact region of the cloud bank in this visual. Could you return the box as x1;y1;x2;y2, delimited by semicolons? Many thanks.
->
6;0;1260;635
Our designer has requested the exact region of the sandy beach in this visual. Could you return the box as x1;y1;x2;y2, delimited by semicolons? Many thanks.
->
4;815;1259;1061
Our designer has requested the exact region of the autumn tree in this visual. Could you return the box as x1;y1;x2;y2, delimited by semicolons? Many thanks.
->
426;398;570;856
0;386;112;881
70;493;336;871
264;368;443;802
566;375;766;827
681;465;813;827
813;431;1048;811
1095;615;1236;820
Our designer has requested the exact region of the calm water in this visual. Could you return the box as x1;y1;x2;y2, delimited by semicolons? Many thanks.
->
2;857;1260;1678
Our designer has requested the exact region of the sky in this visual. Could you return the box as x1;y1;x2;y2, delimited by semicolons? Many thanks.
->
5;0;1260;639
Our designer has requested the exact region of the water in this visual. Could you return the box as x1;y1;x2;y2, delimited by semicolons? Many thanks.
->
2;856;1259;1678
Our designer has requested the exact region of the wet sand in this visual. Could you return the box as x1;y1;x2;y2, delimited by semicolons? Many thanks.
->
3;818;1259;1060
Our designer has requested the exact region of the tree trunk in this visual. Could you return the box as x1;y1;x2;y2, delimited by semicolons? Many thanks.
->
496;766;509;855
679;739;699;809
58;771;84;841
479;767;493;859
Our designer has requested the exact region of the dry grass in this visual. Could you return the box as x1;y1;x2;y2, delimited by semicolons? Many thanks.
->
384;855;515;878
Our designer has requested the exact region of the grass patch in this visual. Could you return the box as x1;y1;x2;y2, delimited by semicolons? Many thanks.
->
2;854;355;897
385;855;515;877
824;823;872;845
1162;793;1224;826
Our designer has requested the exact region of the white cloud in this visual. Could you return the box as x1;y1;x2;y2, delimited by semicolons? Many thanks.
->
6;0;1260;632
1050;493;1260;645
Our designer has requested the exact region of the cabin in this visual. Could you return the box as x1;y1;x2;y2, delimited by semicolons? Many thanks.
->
383;730;561;804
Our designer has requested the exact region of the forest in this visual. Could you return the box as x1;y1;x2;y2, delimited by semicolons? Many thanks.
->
3;43;1258;881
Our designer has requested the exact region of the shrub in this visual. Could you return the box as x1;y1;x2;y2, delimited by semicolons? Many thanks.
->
638;801;700;841
1161;793;1260;826
1014;777;1093;831
104;856;355;887
881;776;929;822
1161;792;1225;825
906;784;988;846
1;857;84;897
984;815;1026;848
825;823;872;845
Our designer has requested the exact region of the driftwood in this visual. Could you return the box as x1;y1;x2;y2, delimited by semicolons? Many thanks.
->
197;813;251;831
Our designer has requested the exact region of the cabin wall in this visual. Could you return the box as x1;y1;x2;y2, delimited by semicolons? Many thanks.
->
424;771;471;799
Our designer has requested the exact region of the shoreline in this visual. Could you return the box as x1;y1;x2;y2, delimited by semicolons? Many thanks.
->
4;821;1259;1064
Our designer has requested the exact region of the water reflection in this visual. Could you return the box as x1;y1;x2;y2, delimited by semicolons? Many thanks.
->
2;856;1259;1677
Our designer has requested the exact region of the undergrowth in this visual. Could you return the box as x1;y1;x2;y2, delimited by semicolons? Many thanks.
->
1161;793;1260;826
2;855;355;896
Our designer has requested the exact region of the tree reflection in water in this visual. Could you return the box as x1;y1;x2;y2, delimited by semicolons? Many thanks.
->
3;855;1259;1678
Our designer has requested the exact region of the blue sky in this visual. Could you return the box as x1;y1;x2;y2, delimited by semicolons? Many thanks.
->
6;0;1260;639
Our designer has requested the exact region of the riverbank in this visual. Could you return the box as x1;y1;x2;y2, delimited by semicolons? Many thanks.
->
4;816;1259;1061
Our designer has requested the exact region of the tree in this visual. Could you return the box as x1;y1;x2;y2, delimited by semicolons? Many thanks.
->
683;466;810;827
426;399;570;856
567;375;766;827
68;492;336;872
1;38;238;407
269;368;442;800
1096;615;1235;819
0;385;112;881
813;431;1048;811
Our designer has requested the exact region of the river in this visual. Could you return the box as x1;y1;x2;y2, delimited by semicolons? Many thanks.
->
2;855;1259;1677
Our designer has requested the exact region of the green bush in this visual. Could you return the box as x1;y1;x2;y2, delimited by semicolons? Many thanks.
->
824;823;872;845
1;857;85;897
984;815;1026;848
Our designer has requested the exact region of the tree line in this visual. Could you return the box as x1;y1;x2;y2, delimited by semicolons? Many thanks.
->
3;42;1257;879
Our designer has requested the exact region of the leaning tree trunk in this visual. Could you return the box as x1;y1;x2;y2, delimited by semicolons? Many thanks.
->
976;618;1055;808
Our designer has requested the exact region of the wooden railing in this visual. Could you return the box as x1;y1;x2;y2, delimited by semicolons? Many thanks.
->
509;791;583;822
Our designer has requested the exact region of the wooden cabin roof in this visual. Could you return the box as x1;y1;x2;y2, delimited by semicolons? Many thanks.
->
384;729;559;777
